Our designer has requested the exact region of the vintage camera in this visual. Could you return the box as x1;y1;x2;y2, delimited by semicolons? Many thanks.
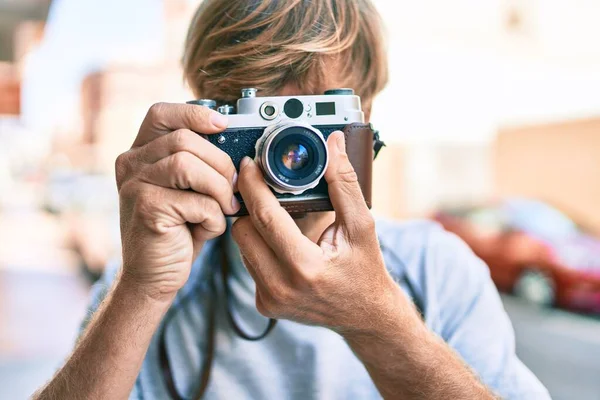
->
188;88;381;216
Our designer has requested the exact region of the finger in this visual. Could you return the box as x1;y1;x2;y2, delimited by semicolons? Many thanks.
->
127;185;227;240
232;217;287;290
141;151;240;215
175;193;227;242
237;157;316;263
136;129;237;186
132;103;229;148
165;190;227;253
324;131;371;231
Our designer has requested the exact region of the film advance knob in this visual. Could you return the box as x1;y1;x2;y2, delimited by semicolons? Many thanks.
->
186;99;217;109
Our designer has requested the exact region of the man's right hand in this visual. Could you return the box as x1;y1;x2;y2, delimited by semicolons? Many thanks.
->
115;103;239;300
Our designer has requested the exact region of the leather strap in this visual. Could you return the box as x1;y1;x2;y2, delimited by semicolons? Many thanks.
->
158;264;217;400
220;247;278;341
159;235;276;400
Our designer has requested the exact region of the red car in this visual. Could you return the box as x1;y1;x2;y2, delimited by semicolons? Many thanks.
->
433;199;600;314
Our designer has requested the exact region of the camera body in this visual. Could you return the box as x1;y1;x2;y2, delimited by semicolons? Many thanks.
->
189;88;376;216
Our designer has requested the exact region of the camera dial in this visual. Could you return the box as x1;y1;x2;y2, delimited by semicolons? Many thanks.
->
217;105;235;115
324;88;354;95
254;121;328;195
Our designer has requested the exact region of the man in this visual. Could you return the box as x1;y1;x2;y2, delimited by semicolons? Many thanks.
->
35;0;550;398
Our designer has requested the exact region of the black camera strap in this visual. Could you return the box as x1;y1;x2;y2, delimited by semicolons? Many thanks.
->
158;235;277;400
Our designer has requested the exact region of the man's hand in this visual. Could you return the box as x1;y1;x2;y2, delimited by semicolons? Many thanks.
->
232;131;400;333
34;103;243;400
233;131;496;399
116;103;239;300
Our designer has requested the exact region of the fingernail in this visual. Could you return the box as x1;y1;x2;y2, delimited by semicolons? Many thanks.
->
232;171;238;190
336;132;346;152
210;111;228;129
240;156;252;170
232;194;240;211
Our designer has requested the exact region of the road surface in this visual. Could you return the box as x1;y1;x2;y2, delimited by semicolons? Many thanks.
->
503;294;600;400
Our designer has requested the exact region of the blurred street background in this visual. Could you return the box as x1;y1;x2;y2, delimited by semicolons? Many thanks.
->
1;0;600;399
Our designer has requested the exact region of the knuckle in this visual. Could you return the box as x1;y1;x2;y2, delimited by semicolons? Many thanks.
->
169;154;194;189
134;188;162;216
115;151;133;186
256;295;277;318
196;209;226;239
253;203;276;230
212;215;227;236
255;296;271;317
202;196;222;216
169;129;190;151
118;180;141;201
268;284;291;304
148;102;167;120
171;151;191;171
120;184;166;234
134;193;169;233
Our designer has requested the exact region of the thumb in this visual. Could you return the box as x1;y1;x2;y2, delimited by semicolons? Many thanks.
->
324;131;370;227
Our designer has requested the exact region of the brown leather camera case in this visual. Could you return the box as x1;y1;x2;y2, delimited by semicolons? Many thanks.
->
234;123;374;216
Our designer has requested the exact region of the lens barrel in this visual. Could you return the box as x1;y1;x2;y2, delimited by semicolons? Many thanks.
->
255;122;328;195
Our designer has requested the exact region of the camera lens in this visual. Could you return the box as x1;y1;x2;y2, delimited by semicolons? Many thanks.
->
255;122;328;194
273;137;314;181
280;143;309;171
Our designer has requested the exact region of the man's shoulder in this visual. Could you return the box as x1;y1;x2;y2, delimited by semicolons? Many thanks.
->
375;218;445;250
375;218;491;321
375;218;470;275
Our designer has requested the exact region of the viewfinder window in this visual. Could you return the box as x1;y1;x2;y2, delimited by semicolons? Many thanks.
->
315;102;336;116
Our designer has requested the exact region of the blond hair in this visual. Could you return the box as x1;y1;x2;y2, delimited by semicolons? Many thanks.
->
183;0;388;109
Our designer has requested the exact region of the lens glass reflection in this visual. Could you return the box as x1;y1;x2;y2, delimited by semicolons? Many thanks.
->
281;143;309;171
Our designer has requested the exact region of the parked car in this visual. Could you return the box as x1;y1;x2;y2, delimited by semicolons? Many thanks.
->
433;198;600;313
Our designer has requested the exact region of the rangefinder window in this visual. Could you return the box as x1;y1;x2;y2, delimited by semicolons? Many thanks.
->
316;102;336;116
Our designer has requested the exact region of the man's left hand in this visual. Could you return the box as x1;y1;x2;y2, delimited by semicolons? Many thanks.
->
233;131;404;334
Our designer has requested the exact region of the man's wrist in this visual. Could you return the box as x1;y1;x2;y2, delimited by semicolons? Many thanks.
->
339;279;495;400
341;278;426;344
116;270;178;310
